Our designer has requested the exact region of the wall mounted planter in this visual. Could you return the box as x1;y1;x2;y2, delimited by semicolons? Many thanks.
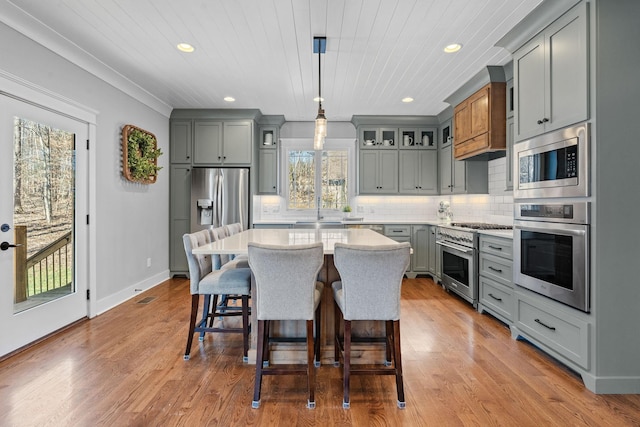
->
121;124;162;184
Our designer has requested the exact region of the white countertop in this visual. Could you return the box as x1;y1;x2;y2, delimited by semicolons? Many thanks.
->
253;219;443;226
192;228;401;255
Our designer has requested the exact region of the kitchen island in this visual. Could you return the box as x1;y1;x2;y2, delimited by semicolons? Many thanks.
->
193;228;404;364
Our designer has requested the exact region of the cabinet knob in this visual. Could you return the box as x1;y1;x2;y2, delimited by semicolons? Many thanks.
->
542;118;549;123
537;119;543;125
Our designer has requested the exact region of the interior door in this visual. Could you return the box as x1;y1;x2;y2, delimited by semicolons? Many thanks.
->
0;94;89;357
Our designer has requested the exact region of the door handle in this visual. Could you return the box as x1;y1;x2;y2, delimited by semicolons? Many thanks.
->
1;242;23;251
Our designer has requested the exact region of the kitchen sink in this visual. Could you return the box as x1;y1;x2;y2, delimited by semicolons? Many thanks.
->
294;221;344;229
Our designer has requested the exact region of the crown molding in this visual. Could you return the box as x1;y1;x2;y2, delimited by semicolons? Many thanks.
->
0;2;172;117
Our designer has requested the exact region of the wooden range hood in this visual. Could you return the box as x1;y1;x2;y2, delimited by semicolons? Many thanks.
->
444;66;507;160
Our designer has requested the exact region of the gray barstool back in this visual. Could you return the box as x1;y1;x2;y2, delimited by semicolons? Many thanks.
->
248;242;324;409
332;242;410;409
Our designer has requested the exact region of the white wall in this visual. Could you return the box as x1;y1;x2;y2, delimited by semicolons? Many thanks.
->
0;22;170;314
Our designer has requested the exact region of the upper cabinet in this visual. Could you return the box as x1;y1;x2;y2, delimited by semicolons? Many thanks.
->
453;82;506;160
399;150;438;195
513;1;588;141
193;120;253;165
359;127;398;149
257;122;282;195
399;128;436;149
359;150;398;194
170;109;260;168
169;120;192;164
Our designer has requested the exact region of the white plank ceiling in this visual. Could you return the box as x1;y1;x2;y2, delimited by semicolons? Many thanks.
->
1;0;543;120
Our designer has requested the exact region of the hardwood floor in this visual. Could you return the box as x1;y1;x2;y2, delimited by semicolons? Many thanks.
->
1;277;639;426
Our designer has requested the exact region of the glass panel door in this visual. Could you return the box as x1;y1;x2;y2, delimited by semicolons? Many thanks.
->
13;118;76;313
0;94;88;357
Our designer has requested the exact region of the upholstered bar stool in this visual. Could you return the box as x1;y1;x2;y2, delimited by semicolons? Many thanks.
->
224;222;249;268
332;242;411;409
247;242;324;409
182;230;251;361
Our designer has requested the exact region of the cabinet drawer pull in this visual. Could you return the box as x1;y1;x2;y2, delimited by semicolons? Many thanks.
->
488;245;502;250
534;318;556;331
488;293;502;302
488;266;503;273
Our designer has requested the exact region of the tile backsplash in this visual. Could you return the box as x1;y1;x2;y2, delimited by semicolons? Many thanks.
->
254;157;513;224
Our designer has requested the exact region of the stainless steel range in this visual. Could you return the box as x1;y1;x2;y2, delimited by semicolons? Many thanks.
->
436;223;512;308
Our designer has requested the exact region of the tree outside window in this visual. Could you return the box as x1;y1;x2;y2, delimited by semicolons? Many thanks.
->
284;139;353;211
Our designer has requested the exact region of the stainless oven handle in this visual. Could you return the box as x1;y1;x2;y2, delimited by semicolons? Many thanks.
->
514;222;587;237
436;240;474;255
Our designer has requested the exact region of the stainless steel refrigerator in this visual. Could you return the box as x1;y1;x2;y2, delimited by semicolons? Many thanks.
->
190;168;249;233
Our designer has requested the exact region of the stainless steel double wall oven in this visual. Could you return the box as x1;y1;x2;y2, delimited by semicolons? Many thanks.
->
513;122;591;312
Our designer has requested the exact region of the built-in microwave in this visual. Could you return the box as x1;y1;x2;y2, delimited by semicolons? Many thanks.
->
513;122;589;199
513;202;590;312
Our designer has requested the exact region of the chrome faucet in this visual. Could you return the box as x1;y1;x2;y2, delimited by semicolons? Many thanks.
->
317;197;323;220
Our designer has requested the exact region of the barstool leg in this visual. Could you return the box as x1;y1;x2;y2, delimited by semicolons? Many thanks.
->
314;304;321;367
343;320;351;409
242;295;250;362
306;319;316;409
393;320;406;408
385;320;393;366
333;301;341;367
184;294;199;360
252;320;266;409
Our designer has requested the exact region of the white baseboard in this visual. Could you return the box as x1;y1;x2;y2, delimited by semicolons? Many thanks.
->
94;270;170;316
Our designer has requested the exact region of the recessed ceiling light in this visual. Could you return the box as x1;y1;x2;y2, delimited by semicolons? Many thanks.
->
402;97;414;103
313;96;324;102
177;43;195;53
444;43;462;53
224;96;235;102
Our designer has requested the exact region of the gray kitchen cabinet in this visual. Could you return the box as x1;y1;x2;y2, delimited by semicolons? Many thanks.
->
384;225;412;276
478;234;514;325
385;224;436;280
411;225;429;273
193;120;253;165
506;78;514;119
505;116;514;190
193;121;222;164
359;150;398;194
513;289;590;371
439;129;488;195
259;125;278;148
169;164;191;274
258;149;278;194
359;127;398;149
513;1;588;141
399;151;438;195
257;124;279;194
428;225;440;281
170;120;192;163
399;127;437;149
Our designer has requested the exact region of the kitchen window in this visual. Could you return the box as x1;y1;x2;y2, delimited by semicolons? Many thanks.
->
281;139;355;211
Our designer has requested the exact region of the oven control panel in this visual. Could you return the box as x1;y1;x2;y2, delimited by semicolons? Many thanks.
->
438;228;474;246
515;202;590;224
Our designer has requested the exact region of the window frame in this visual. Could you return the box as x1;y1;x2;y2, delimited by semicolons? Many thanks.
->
280;138;356;212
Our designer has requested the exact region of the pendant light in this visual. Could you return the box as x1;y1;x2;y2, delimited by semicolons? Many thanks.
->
313;37;327;150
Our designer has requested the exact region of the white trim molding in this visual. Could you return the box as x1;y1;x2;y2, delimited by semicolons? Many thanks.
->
0;2;172;117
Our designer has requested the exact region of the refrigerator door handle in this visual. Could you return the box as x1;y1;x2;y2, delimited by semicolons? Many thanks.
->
215;170;222;227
